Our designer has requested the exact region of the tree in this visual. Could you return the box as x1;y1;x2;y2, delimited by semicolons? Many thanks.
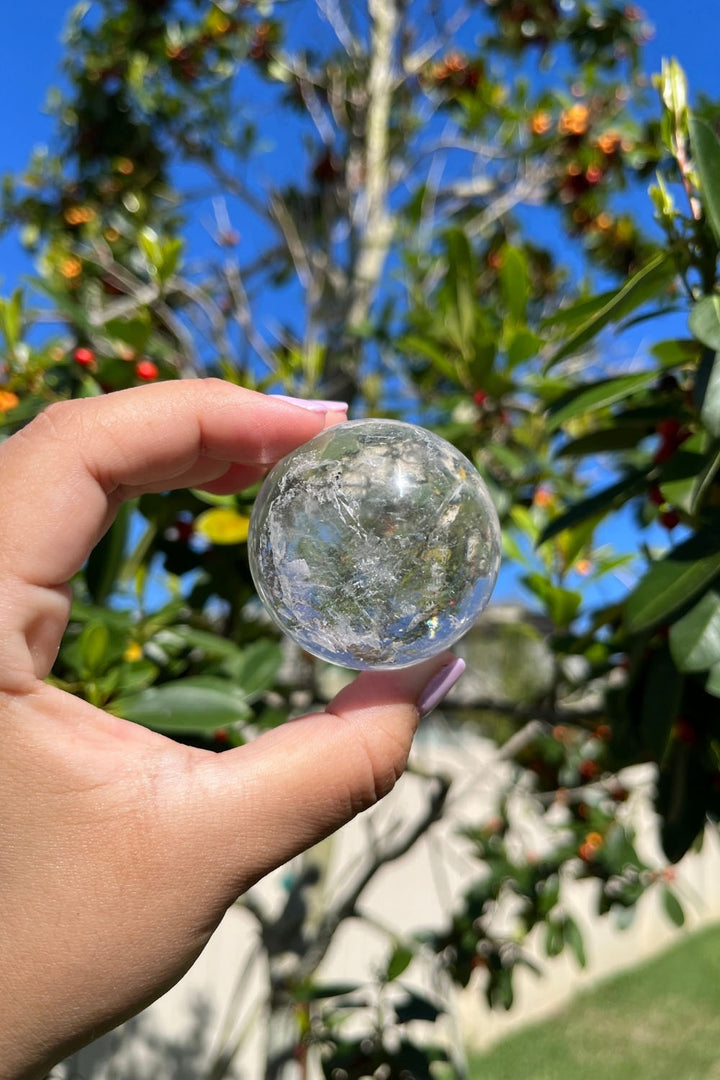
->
2;1;720;1076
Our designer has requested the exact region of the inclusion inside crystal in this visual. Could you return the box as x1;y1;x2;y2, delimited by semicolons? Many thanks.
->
249;419;501;669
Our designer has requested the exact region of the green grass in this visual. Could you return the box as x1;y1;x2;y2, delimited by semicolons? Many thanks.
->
468;924;720;1080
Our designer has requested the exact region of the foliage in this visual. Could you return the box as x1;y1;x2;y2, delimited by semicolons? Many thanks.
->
2;1;720;1077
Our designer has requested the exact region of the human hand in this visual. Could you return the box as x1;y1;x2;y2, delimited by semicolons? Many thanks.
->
0;380;464;1079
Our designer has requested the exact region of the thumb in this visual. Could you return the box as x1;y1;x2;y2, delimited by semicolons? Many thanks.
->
196;653;465;896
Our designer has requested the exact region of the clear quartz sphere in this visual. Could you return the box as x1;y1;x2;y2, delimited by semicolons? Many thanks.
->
248;418;501;670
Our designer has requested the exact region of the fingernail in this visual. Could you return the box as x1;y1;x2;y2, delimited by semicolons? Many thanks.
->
270;395;349;413
417;657;466;718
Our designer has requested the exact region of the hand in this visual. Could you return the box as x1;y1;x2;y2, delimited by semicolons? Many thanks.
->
0;380;464;1079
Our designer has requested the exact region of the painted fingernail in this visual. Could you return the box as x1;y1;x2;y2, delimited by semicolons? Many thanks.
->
270;395;349;413
417;657;466;718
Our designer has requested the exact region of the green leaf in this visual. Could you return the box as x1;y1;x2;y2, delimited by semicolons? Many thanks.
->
487;967;514;1011
499;246;528;323
689;112;720;247
637;644;684;760
705;661;720;698
158;237;183;282
487;441;527;478
659;447;707;513
522;573;581;627
689;296;720;351
545;252;674;369
651;337;703;368
625;529;720;635
690;439;720;514
542;290;616;331
538;873;560;917
113;677;252;734
398;334;458;380
0;288;23;348
557;517;597;572
563;915;586;968
538;470;648;546
506;326;540;369
695;350;720;438
295;982;360;1002
662;886;685;927
445;228;476;351
79;621;110;675
78;374;103;398
510;504;538;543
169;625;247;661
556;425;650;457
104;315;152;352
386;943;414;982
190;488;237;507
669;590;720;672
547;371;657;431
658;743;708;863
545;918;565;958
116;658;158;696
85;500;132;604
660;58;688;123
223;639;282;702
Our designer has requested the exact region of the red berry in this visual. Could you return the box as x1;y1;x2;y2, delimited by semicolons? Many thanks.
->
579;759;599;781
174;519;194;543
74;346;95;366
656;418;682;442
653;422;689;465
473;389;489;406
585;164;603;184
648;484;665;506
674;719;696;747
135;360;159;381
660;510;680;530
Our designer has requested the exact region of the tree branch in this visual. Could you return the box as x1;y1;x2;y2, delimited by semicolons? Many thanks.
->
344;0;398;331
295;769;451;980
316;0;362;58
404;5;472;77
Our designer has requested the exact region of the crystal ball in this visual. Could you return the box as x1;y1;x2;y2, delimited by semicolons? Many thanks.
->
248;418;501;670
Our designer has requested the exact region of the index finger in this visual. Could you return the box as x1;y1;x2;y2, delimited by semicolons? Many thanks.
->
0;381;346;686
0;380;342;588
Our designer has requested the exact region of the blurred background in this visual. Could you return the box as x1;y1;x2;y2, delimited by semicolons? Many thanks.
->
2;2;720;1078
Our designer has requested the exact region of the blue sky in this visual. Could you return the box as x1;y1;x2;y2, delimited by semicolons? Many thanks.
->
0;0;717;293
0;1;716;297
0;2;716;610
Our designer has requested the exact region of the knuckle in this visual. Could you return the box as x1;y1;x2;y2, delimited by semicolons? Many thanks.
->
34;400;76;436
202;376;232;394
30;399;93;445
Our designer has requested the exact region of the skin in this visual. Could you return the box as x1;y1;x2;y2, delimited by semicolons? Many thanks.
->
0;380;456;1079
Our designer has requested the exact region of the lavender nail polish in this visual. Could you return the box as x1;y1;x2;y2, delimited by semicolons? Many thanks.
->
417;658;466;718
270;395;349;413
